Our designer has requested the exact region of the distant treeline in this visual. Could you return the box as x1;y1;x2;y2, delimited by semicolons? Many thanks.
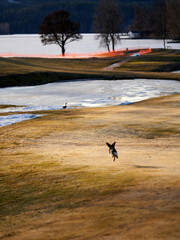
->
0;0;153;34
131;0;180;41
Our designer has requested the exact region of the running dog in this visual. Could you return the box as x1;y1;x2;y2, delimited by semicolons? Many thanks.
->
106;142;118;161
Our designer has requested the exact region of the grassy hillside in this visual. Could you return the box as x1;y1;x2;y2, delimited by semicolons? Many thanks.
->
0;94;180;239
0;49;180;87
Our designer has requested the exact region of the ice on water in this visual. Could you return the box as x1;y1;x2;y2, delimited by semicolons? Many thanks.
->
0;114;41;127
0;79;180;127
0;79;179;113
0;34;180;56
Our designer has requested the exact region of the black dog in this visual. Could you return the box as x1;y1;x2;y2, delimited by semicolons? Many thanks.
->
106;142;118;161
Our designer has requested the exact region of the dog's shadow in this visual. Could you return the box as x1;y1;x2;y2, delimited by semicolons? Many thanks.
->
133;165;163;169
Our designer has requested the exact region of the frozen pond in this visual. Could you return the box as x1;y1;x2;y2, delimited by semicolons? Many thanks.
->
0;79;180;112
0;34;180;57
0;79;179;127
0;114;41;127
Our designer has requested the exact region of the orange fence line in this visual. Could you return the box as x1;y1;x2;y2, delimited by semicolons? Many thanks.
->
0;47;152;59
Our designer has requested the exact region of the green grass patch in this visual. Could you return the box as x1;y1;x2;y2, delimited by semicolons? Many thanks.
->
119;61;168;72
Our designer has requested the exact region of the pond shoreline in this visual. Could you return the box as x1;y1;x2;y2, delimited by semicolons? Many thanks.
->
0;71;180;88
0;78;180;127
0;49;180;88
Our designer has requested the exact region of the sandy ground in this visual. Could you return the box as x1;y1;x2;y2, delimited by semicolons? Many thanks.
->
0;94;180;240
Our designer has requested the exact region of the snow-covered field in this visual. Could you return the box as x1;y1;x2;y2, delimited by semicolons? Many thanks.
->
0;34;180;57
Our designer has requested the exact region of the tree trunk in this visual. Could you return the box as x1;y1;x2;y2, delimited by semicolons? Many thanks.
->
163;23;166;49
111;35;115;52
62;44;65;56
163;37;166;49
106;42;110;52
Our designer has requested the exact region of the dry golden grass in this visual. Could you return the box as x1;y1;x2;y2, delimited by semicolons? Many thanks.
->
0;94;180;239
0;49;180;88
0;57;124;76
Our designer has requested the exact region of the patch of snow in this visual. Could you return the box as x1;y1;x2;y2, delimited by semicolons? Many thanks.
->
0;114;41;127
131;53;140;57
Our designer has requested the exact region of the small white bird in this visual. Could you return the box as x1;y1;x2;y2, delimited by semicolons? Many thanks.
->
106;142;118;161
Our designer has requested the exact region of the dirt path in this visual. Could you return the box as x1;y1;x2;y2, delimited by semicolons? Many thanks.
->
103;56;132;71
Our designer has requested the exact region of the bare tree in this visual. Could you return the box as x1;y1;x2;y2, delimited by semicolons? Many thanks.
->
93;0;122;52
166;0;180;40
132;6;145;38
131;0;180;45
131;5;154;38
39;10;82;56
153;0;168;49
96;33;111;52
